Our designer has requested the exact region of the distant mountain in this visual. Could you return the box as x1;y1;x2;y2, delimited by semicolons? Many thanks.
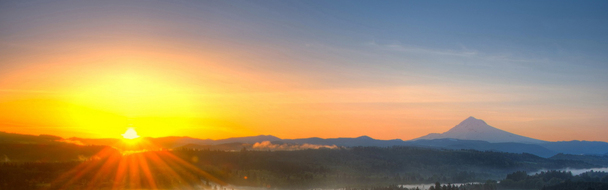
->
3;117;608;158
278;136;557;157
415;116;546;144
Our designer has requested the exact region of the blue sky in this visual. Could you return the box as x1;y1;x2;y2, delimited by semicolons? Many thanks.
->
1;0;607;140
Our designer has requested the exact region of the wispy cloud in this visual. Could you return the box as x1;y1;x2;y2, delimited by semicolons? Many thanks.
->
387;44;478;57
366;41;479;58
365;41;550;68
56;139;85;146
252;141;338;151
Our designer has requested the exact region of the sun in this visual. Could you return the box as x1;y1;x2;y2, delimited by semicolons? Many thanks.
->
121;128;140;139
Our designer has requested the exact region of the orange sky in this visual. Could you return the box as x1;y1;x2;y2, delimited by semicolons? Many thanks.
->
1;1;607;141
1;43;604;141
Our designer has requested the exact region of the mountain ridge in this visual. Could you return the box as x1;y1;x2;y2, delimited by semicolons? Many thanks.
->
414;116;546;144
2;117;608;157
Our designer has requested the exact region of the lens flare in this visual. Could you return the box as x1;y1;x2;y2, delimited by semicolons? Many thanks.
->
121;128;140;139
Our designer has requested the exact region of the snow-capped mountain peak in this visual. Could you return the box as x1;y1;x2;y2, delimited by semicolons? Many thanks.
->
414;116;545;144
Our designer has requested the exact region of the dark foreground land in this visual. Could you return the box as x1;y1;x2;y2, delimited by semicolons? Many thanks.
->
1;143;608;190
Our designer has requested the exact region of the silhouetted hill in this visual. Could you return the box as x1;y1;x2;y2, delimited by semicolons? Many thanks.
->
70;135;280;149
145;136;213;148
68;137;119;146
277;137;559;157
539;140;608;155
150;135;279;148
0;143;118;162
1;131;605;189
3;121;608;159
281;136;405;147
497;170;608;190
167;146;597;187
179;142;250;151
214;135;280;144
407;138;557;157
0;131;63;144
4;146;596;189
550;153;608;166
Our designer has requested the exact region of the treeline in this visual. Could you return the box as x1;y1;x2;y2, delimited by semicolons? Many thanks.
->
550;153;608;167
173;146;593;173
0;146;599;189
498;170;608;190
0;151;222;190
542;181;608;190
431;181;497;190
341;181;497;190
0;143;109;162
167;146;593;188
0;161;80;190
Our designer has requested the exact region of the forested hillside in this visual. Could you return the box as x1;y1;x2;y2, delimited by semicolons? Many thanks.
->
0;136;601;189
167;146;594;187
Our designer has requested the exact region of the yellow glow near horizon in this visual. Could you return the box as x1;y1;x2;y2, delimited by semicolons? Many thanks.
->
66;70;200;138
71;68;196;116
59;58;207;138
0;57;212;139
1;49;605;141
122;128;140;139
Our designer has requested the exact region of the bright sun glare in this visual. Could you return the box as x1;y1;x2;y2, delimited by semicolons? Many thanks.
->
66;71;196;138
121;128;140;139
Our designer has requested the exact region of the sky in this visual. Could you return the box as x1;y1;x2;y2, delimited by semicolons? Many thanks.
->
1;0;607;141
